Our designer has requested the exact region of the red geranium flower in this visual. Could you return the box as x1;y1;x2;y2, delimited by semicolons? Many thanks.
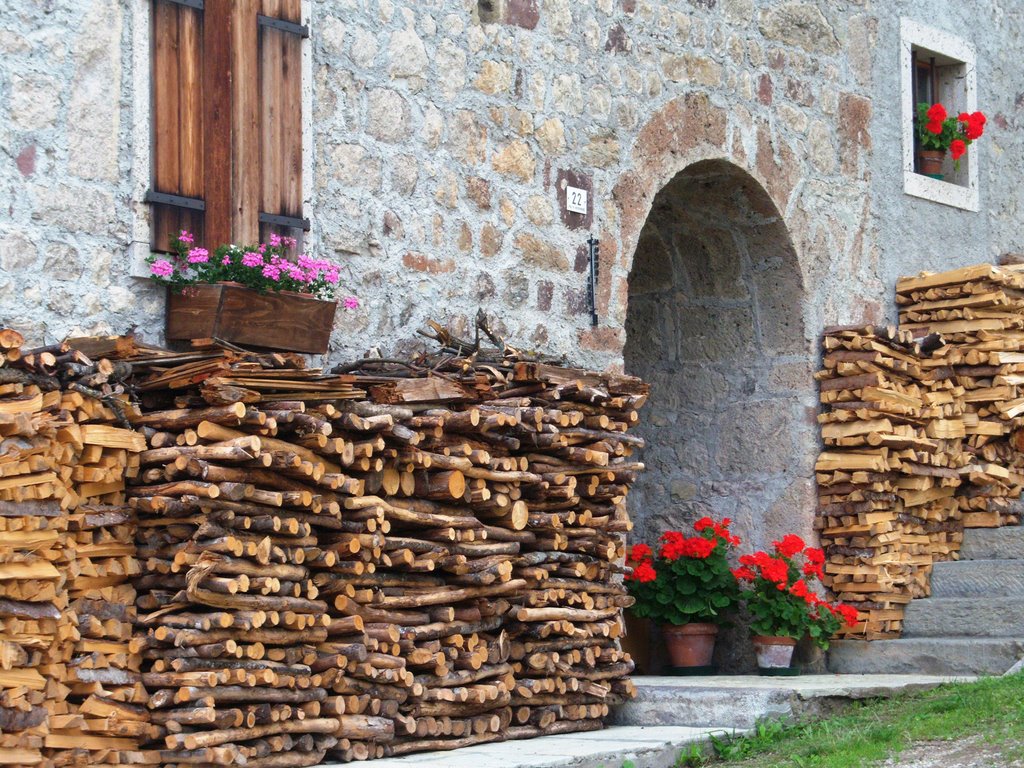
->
789;579;818;606
925;120;943;135
950;139;967;160
685;537;716;559
926;103;947;123
694;516;713;532
627;560;657;583
628;543;652;563
774;534;805;559
959;111;986;140
803;560;825;580
832;603;859;627
759;557;789;585
732;566;757;581
804;548;825;566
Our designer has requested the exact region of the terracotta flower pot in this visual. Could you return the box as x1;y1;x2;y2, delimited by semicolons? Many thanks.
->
918;149;946;179
752;635;797;670
663;623;718;668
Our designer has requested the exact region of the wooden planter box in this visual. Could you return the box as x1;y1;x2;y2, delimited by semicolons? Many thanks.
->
165;283;337;354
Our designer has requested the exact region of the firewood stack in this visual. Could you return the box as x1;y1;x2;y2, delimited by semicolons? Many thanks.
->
815;325;967;639
898;264;1024;528
103;317;644;764
1;328;149;767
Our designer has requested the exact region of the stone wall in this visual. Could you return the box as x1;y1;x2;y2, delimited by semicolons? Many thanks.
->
4;0;1024;549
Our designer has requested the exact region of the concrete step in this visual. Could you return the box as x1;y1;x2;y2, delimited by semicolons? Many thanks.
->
328;725;746;768
612;674;964;730
827;638;1024;675
930;559;1024;598
902;597;1024;637
961;526;1024;560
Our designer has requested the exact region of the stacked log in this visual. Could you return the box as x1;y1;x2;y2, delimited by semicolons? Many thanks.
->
0;328;81;766
0;499;69;768
1;329;150;766
815;325;967;639
130;403;342;768
897;264;1024;528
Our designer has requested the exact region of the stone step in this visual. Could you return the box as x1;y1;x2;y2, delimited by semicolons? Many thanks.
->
960;526;1024;560
902;597;1024;637
930;559;1024;598
827;638;1024;676
328;725;745;768
612;674;963;730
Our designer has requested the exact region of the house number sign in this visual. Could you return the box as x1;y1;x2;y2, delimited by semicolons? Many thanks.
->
566;186;588;215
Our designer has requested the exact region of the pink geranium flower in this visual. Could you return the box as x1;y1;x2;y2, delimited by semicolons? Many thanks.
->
242;252;263;268
187;247;209;264
343;296;359;309
151;259;174;277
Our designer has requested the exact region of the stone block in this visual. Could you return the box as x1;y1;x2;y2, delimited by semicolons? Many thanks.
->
671;228;747;300
403;251;455;274
465;177;492;209
474;60;513;95
366;89;411;143
514;232;569;271
581;134;620;168
758;3;839;54
492;140;536;181
677;303;756;363
387;28;427;78
480;224;503;257
536;118;566;154
9;72;61;131
662;54;723;87
328;144;382;191
713;402;792;475
448;111;487;166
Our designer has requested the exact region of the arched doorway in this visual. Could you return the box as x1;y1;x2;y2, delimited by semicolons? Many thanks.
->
624;158;816;594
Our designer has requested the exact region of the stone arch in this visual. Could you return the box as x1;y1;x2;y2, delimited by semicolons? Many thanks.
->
623;157;818;559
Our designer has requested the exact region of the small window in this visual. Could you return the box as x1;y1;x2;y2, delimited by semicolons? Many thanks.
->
900;19;978;211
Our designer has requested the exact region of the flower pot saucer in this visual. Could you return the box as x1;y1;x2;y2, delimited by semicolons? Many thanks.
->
665;665;717;676
758;667;801;677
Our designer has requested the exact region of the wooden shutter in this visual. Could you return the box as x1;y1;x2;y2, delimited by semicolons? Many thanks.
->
256;0;308;246
149;0;205;252
149;0;307;250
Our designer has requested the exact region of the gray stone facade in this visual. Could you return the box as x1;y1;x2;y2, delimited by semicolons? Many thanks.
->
3;0;1024;552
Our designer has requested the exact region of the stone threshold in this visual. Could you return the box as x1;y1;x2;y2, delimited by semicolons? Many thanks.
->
614;673;973;730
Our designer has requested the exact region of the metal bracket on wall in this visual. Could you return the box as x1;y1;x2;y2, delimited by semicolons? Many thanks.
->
587;235;600;327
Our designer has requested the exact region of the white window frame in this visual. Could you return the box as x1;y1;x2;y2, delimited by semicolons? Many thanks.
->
900;18;978;212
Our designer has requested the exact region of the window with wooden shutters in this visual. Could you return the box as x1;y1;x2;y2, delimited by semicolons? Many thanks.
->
148;0;307;252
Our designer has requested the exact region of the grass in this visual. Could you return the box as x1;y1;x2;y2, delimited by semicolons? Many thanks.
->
658;673;1024;768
